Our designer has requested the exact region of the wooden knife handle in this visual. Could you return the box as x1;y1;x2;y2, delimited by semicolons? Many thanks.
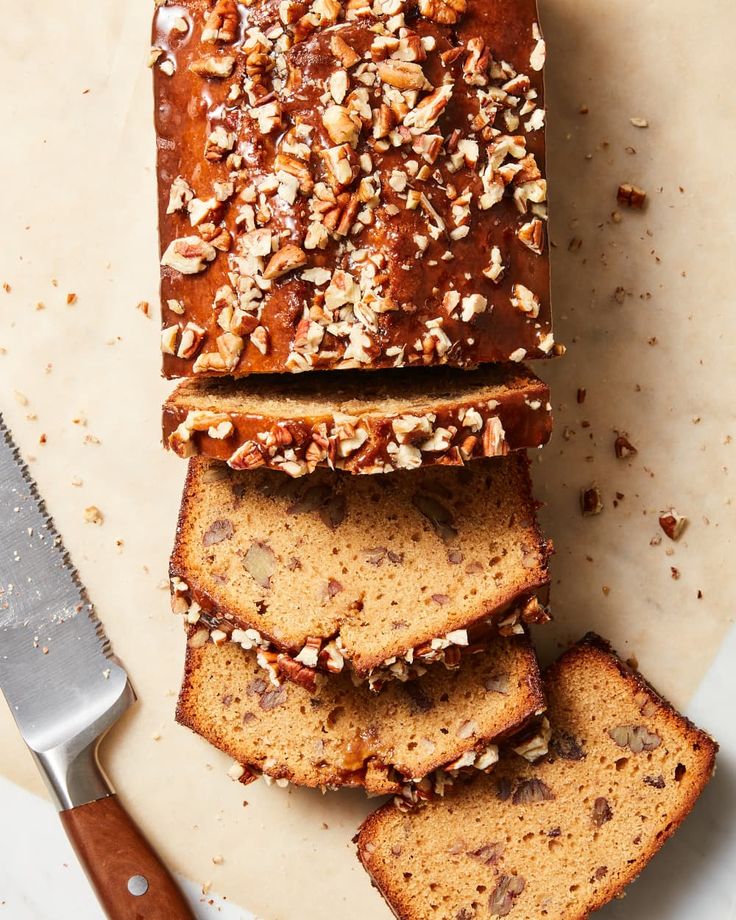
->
60;794;194;920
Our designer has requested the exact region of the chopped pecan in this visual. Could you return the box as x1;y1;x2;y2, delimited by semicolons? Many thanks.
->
580;486;603;516
418;0;467;25
658;509;687;541
243;541;277;589
277;655;318;693
608;724;661;753
330;33;360;68
263;244;308;280
321;144;360;189
228;440;266;470
202;0;240;43
463;37;490;86
614;434;637;458
161;236;216;274
274;152;313;194
189;55;235;78
517;218;544;254
322;104;361;147
411;492;457;541
511;778;555;805
617;183;646;208
203;519;234;547
488;875;525;917
377;60;432;92
177;322;206;359
592;797;613;827
404;84;454;133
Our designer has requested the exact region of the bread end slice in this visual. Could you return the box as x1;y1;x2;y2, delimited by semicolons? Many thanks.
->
357;633;717;920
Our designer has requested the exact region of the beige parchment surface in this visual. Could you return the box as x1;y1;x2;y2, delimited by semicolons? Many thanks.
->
0;1;734;918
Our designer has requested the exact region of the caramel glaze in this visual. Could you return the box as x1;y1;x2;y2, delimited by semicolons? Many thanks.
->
162;365;552;472
153;0;554;378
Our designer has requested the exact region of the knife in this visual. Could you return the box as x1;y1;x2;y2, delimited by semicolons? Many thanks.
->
0;415;194;919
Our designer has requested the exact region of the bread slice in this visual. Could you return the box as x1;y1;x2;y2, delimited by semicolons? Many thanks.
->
153;0;556;378
176;628;545;794
357;634;718;920
163;365;552;476
170;455;551;682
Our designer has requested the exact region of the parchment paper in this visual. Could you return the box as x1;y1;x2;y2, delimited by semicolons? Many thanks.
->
0;1;734;917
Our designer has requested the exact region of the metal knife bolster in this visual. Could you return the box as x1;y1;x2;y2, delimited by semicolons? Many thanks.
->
0;415;135;811
31;678;135;811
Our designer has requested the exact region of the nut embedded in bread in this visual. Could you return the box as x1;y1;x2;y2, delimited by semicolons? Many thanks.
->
357;633;718;920
153;0;555;377
170;455;551;681
163;364;552;474
176;628;545;793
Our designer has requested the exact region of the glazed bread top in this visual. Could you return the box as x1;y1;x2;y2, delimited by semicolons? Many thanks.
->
153;0;554;377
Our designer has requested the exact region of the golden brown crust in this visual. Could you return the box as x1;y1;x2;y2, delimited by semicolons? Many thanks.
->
162;364;552;473
357;634;718;920
153;0;555;377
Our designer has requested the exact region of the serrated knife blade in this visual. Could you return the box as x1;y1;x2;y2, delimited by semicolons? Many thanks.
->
0;414;192;919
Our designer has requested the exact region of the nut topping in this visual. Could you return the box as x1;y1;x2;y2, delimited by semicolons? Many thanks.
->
419;0;467;25
161;237;217;274
263;245;308;280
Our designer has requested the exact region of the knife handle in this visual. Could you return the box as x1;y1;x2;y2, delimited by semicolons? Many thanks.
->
60;794;195;920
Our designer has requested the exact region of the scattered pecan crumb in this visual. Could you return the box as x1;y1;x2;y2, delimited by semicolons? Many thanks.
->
629;117;648;128
576;387;586;404
617;183;646;208
659;509;687;540
136;300;150;317
614;435;637;459
579;104;589;114
66;292;77;305
2;283;10;293
84;505;104;525
670;566;681;580
580;486;603;516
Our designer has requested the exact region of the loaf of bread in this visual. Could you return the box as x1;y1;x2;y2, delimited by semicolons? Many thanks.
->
153;0;554;377
170;455;550;684
177;626;545;793
357;634;718;920
163;364;551;474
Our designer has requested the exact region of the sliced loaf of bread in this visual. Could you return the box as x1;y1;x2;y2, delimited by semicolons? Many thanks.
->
357;634;717;920
163;365;552;476
170;456;551;683
176;628;545;795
